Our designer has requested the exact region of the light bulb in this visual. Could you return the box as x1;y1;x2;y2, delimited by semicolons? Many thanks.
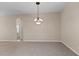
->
36;21;41;24
34;18;37;22
34;18;43;24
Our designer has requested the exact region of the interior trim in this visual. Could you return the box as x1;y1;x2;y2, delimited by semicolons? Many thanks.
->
62;41;79;56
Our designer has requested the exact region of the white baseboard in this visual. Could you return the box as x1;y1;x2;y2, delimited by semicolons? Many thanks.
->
0;39;61;42
23;40;61;42
62;41;79;56
0;40;17;42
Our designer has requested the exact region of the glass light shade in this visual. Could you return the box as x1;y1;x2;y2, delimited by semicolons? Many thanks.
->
34;18;43;24
36;21;41;24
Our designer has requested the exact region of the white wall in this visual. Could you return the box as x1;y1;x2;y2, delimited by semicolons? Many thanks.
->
22;13;61;42
0;13;60;42
0;16;17;41
61;2;79;55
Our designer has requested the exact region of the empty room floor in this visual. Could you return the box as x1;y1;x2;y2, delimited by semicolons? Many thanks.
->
0;42;77;56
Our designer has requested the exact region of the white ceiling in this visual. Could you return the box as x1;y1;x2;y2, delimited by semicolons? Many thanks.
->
0;2;66;16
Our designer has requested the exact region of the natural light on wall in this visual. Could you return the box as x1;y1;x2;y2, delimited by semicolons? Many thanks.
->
16;17;23;41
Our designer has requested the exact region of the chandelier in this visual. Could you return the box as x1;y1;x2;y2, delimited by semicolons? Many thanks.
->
34;2;43;24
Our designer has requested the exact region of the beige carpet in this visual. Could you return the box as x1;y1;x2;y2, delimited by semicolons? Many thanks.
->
0;42;77;56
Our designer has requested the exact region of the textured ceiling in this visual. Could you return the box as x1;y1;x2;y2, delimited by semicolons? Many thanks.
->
0;2;66;15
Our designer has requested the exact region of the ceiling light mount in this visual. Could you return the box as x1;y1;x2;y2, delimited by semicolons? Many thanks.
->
36;2;40;5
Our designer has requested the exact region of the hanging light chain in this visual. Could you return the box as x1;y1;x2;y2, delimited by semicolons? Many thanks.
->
37;5;39;20
36;2;40;21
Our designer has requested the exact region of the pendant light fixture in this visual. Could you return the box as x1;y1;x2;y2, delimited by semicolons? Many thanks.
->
34;2;43;24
